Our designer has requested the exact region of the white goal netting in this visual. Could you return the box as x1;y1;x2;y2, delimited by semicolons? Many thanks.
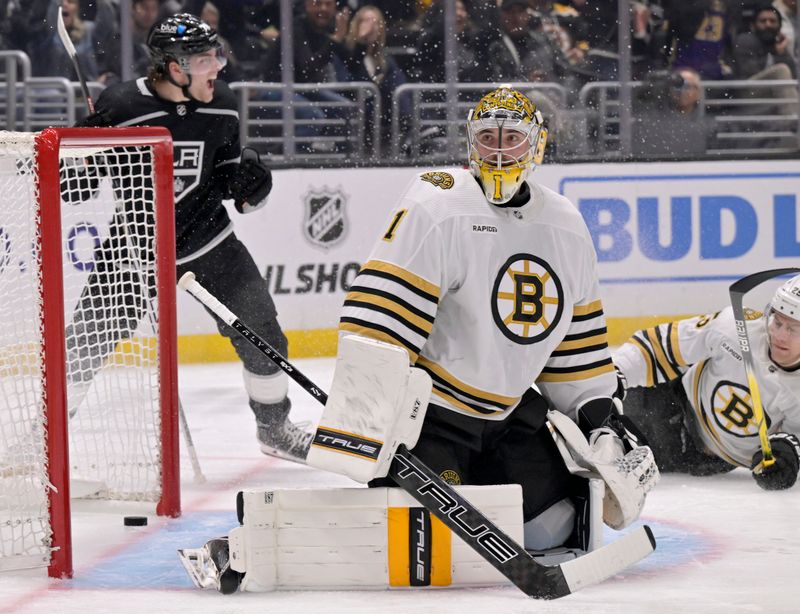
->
0;129;177;575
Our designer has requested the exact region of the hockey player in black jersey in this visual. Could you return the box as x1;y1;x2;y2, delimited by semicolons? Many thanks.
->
64;13;311;463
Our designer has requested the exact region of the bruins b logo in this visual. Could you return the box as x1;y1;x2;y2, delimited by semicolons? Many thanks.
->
420;171;454;190
491;254;563;344
709;381;765;438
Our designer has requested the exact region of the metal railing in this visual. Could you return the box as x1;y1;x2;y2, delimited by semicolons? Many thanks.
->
2;47;798;165
579;79;800;157
230;81;381;164
0;50;31;131
390;82;569;162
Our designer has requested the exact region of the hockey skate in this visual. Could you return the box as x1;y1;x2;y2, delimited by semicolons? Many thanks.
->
178;536;242;595
257;418;313;463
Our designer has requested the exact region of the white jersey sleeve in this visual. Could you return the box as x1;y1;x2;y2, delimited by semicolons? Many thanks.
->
612;310;725;389
339;174;451;362
535;241;617;418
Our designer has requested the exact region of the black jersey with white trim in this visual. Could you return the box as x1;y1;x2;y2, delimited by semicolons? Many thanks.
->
82;77;241;259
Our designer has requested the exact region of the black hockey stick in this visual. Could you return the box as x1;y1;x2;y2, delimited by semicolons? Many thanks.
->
56;6;95;114
730;268;800;470
179;271;656;599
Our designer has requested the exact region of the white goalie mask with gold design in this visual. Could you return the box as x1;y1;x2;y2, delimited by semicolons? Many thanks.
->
467;86;547;205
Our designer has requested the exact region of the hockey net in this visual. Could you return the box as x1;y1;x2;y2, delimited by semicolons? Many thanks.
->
0;128;179;578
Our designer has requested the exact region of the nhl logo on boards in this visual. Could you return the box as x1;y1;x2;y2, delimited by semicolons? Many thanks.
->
302;187;348;249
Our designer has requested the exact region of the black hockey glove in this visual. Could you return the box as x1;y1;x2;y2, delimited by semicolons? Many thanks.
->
751;432;800;491
228;147;272;214
578;397;649;452
74;109;113;128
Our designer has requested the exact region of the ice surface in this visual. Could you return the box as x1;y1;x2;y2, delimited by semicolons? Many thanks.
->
1;359;797;614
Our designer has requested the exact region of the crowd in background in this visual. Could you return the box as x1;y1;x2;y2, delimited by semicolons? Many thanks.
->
0;0;798;155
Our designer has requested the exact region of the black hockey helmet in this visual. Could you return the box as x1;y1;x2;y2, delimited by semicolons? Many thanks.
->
147;13;220;73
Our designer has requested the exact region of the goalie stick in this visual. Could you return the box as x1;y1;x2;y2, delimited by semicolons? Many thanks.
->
730;268;800;471
178;271;656;599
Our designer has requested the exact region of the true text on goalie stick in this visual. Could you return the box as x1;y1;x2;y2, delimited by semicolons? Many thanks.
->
178;271;656;599
730;268;800;471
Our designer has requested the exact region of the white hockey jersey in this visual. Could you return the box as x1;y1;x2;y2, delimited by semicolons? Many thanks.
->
339;168;616;421
613;307;800;467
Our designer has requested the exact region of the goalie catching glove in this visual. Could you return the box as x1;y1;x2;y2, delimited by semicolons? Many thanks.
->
228;147;272;214
549;401;659;530
751;432;800;491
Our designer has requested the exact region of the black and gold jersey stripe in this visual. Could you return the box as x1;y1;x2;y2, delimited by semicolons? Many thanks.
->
537;357;615;383
339;260;440;363
628;320;689;386
416;356;519;416
358;260;440;303
538;301;613;384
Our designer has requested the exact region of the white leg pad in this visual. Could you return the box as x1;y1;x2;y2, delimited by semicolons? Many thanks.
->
230;485;524;591
306;335;431;483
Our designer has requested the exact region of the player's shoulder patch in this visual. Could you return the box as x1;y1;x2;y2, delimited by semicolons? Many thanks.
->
744;308;763;321
419;170;455;190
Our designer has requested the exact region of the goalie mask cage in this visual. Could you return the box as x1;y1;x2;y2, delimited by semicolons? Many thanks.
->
0;128;179;579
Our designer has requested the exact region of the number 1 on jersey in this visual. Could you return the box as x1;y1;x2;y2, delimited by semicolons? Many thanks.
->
382;208;408;242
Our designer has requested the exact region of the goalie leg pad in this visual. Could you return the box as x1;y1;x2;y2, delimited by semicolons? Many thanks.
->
221;485;524;591
306;335;431;483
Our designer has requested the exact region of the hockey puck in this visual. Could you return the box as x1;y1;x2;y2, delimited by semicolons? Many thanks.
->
123;516;148;527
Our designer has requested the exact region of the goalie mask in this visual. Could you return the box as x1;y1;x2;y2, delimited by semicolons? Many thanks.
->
765;274;800;368
467;86;548;205
147;13;226;77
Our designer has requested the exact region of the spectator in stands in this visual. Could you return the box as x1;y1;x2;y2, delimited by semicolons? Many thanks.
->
340;5;411;145
774;0;798;57
412;0;496;83
731;3;798;117
261;0;350;83
94;0;161;83
664;0;733;81
490;0;563;83
578;0;668;80
633;67;714;156
732;3;797;78
29;0;100;81
199;1;244;82
181;0;279;77
258;0;356;153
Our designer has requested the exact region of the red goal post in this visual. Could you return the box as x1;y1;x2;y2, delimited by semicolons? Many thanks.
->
0;127;179;579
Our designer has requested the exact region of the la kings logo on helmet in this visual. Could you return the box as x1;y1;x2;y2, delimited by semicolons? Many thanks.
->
302;187;348;249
